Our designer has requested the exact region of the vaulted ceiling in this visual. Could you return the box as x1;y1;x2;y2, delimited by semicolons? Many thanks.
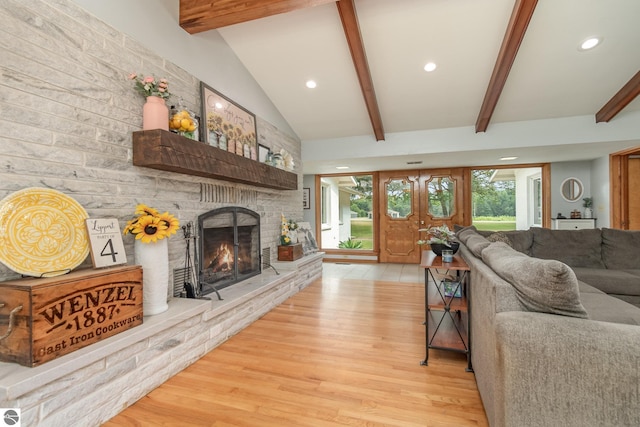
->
179;0;640;172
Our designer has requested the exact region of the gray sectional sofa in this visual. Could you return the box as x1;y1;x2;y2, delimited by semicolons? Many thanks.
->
455;226;640;427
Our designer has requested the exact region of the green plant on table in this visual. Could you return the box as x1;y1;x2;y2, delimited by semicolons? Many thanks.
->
417;224;456;246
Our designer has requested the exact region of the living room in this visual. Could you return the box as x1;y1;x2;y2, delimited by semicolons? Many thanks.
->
0;0;639;425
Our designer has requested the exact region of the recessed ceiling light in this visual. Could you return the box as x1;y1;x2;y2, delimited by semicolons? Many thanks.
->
579;37;602;51
335;166;349;170
500;156;518;161
423;62;437;72
215;102;223;109
306;80;317;89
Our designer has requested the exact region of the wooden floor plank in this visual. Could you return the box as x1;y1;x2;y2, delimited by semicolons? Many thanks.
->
103;275;488;426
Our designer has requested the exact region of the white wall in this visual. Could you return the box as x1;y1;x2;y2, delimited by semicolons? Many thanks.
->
71;0;297;139
302;174;316;227
319;177;341;248
550;161;593;220
514;168;542;229
591;156;611;227
339;191;352;243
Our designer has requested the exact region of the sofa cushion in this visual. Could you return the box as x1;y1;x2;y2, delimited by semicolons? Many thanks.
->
579;292;640;325
482;242;588;318
578;280;605;294
572;267;640;296
501;229;534;254
465;234;491;258
608;293;640;309
601;228;640;270
456;225;479;244
530;227;605;269
486;232;513;246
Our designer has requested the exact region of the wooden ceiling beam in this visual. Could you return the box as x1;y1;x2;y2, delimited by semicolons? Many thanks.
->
179;0;335;33
475;0;538;133
595;71;640;123
336;0;385;141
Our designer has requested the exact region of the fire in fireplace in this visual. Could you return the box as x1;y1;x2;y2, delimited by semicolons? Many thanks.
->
198;207;261;295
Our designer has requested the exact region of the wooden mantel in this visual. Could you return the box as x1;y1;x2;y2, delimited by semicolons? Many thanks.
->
132;130;298;190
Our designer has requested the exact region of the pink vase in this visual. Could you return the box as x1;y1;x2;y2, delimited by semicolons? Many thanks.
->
142;96;169;131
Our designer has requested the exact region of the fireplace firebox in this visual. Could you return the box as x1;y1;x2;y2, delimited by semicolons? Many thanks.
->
198;207;261;295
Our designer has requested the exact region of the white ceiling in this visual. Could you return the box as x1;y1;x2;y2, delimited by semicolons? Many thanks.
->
215;0;640;174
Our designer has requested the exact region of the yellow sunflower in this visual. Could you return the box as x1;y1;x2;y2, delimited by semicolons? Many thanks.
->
123;218;139;235
134;203;159;217
123;204;180;244
133;215;167;243
158;211;180;237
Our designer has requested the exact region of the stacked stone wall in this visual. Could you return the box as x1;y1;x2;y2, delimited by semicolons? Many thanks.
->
0;0;302;283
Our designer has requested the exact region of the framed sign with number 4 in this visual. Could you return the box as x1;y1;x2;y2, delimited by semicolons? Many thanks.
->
85;218;128;268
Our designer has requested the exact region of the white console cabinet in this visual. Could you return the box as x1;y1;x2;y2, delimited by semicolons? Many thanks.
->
551;218;596;230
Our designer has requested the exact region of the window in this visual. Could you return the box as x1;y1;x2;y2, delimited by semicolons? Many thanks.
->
471;167;543;231
319;174;374;250
471;169;516;231
427;176;455;218
386;179;412;219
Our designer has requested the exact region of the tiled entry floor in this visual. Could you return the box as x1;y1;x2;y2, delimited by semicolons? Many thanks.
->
322;262;423;284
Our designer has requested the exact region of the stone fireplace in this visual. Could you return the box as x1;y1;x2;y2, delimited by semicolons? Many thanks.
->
198;207;261;295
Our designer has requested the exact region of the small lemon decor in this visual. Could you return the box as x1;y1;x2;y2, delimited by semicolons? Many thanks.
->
169;109;198;140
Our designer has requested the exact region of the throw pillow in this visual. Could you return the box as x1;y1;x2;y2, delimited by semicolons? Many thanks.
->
486;232;513;247
482;242;589;319
456;225;478;245
465;234;491;258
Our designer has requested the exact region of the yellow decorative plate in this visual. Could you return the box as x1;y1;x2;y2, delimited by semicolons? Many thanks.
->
0;188;90;277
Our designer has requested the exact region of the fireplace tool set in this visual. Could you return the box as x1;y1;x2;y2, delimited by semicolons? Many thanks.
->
181;222;222;301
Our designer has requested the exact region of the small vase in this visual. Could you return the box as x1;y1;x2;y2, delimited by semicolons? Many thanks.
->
134;239;169;316
584;207;593;219
142;96;169;131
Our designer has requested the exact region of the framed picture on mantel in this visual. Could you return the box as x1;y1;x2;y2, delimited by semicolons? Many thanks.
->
200;82;257;155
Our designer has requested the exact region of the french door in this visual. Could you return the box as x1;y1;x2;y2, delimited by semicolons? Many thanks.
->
379;168;467;263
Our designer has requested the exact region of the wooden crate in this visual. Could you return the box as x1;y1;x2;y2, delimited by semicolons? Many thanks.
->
278;243;303;261
0;265;143;367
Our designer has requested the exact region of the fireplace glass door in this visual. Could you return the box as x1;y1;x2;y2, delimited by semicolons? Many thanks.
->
198;207;260;294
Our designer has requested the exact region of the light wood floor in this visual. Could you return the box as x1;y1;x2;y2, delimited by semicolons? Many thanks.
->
103;269;488;426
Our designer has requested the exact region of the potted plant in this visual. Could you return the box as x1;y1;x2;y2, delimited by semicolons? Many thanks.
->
122;203;180;316
583;197;593;219
418;224;459;255
128;72;171;131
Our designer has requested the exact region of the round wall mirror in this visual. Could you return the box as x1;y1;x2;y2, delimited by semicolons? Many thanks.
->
560;177;583;202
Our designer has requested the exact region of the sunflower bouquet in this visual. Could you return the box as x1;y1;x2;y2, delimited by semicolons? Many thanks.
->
123;204;180;243
280;213;291;246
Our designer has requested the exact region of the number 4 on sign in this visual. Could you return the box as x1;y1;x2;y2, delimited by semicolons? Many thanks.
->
85;218;128;268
